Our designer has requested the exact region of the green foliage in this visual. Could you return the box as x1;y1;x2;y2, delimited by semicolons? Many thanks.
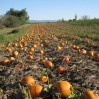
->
66;92;84;99
6;8;29;21
9;28;19;34
0;8;29;28
4;15;21;27
68;19;99;27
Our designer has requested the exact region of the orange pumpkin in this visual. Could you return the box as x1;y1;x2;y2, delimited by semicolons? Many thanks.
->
39;50;44;54
27;55;33;60
83;89;96;99
40;76;48;83
40;57;48;63
70;44;76;49
94;53;99;60
56;81;73;97
29;47;34;52
2;58;9;65
12;51;18;57
21;76;35;86
81;49;87;55
29;85;43;97
87;51;94;57
32;44;37;48
56;46;62;50
6;48;12;52
57;66;65;73
9;57;15;61
44;60;53;68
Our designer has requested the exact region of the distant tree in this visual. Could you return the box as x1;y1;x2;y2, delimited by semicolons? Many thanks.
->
81;15;90;20
1;8;30;27
6;8;29;22
75;14;77;20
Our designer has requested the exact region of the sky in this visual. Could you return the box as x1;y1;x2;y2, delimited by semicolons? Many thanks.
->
0;0;99;20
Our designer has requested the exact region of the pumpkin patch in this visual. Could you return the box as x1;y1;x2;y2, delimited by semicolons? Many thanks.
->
0;23;99;98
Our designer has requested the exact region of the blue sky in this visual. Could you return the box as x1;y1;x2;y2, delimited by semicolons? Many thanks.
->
0;0;99;20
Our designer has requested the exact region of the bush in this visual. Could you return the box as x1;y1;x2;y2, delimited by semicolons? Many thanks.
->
9;29;19;34
0;8;29;28
4;15;22;27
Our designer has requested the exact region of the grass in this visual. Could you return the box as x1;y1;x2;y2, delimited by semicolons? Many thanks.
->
0;24;31;45
49;21;99;42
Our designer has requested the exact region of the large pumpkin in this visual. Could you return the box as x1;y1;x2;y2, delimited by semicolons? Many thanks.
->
83;90;96;99
56;81;73;97
29;85;43;97
21;76;35;86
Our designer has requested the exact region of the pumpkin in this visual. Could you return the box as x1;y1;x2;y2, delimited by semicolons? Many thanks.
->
87;51;94;57
29;47;34;52
29;85;43;97
32;44;37;48
57;66;65;73
70;44;76;49
44;60;53;68
94;53;99;60
83;89;96;99
75;46;80;50
12;51;18;57
40;76;48;83
2;58;9;65
27;55;33;60
18;44;23;48
21;76;35;86
39;50;44;54
40;57;48;63
56;46;62;50
9;57;15;61
81;49;87;55
40;44;44;47
6;48;12;52
56;81;73;97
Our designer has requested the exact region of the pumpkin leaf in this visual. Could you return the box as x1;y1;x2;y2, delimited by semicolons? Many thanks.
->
43;87;49;92
66;92;83;99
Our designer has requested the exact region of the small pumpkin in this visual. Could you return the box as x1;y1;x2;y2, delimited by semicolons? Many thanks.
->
44;60;53;68
27;55;33;60
12;51;18;57
6;48;12;52
94;53;99;60
40;76;48;83
56;46;62;50
56;80;73;97
29;47;34;52
9;57;15;61
57;66;65;73
40;57;48;63
21;76;35;86
87;51;94;57
2;58;9;65
39;50;44;54
83;89;96;99
29;85;43;97
81;49;87;55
